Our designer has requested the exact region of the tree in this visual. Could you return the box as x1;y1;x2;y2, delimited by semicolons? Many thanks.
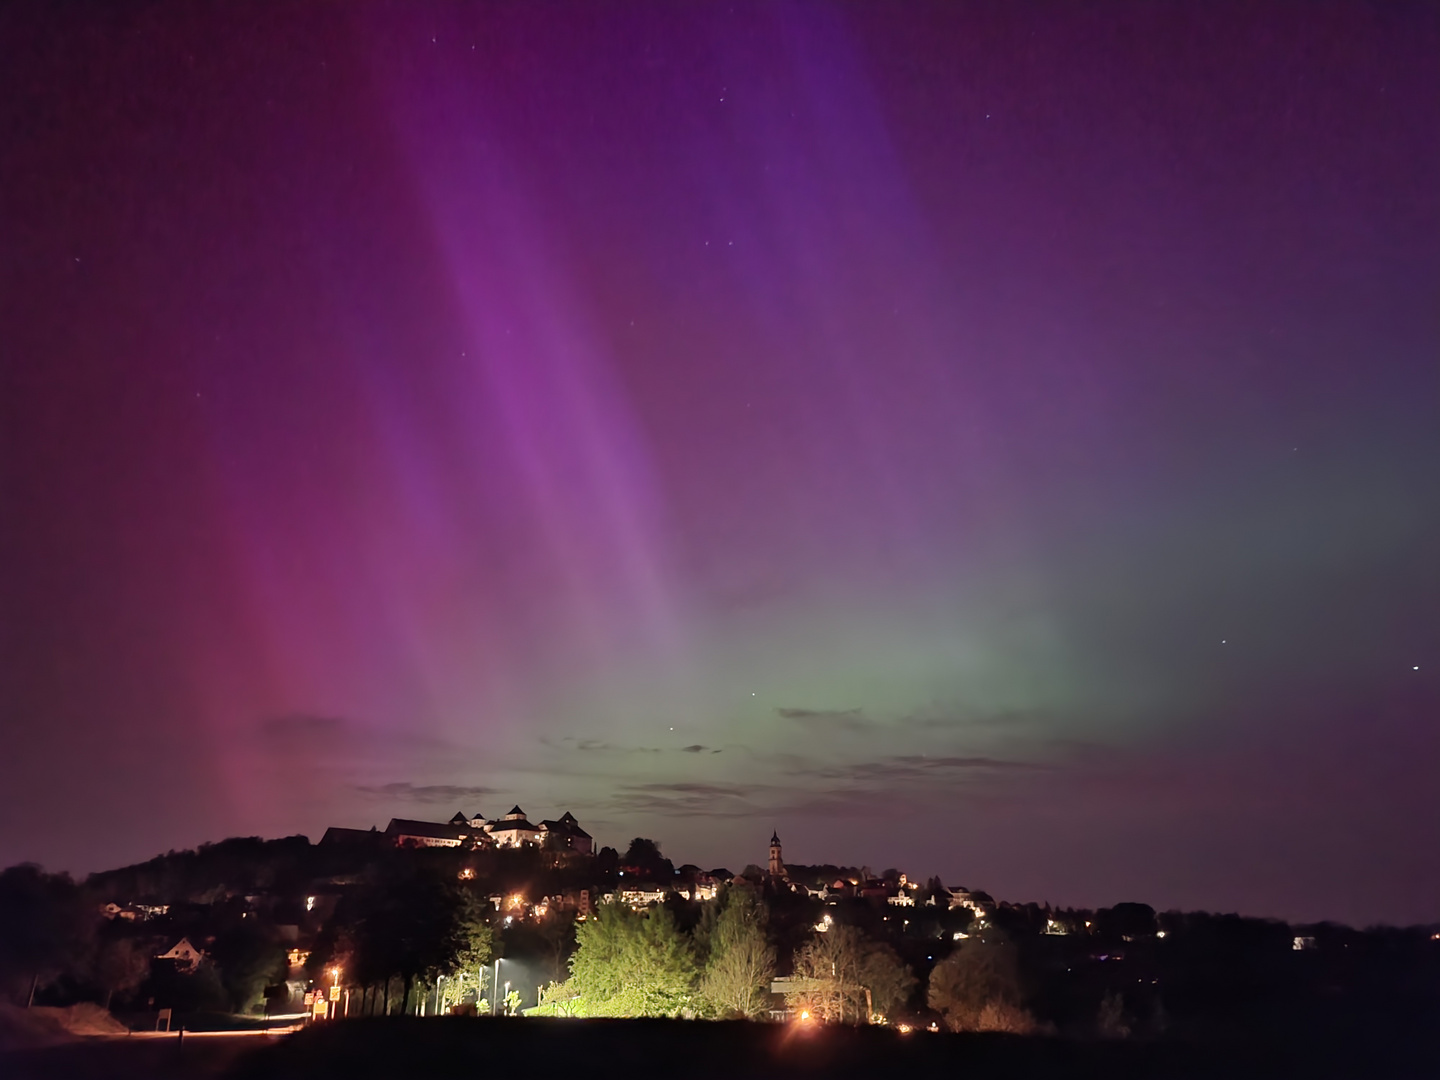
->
623;838;664;865
860;939;915;1018
92;937;150;1010
787;924;914;1024
1097;991;1132;1038
210;921;287;1013
0;864;94;1005
700;890;775;1018
977;1000;1041;1033
927;940;1028;1032
443;888;494;980
345;872;493;1014
559;902;698;1016
534;909;577;983
621;838;674;878
1097;902;1157;941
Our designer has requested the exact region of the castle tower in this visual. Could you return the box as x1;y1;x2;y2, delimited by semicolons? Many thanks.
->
769;830;785;879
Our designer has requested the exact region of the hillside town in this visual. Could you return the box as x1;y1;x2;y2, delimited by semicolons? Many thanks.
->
315;808;996;920
5;802;1431;1049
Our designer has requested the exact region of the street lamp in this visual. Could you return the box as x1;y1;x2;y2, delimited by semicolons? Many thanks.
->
491;959;503;1016
504;981;511;1016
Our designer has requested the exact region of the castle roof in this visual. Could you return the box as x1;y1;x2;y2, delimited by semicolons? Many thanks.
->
540;815;592;839
320;826;380;846
489;815;539;833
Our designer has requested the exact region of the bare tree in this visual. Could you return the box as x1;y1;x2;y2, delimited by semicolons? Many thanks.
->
787;924;913;1024
93;937;150;1010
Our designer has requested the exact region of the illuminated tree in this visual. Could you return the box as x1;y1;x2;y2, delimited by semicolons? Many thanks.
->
700;889;775;1017
555;902;698;1016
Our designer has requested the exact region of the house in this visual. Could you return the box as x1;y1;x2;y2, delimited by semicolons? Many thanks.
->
539;811;594;855
614;884;670;909
384;818;473;848
485;806;544;848
946;888;994;915
674;876;720;901
156;937;205;974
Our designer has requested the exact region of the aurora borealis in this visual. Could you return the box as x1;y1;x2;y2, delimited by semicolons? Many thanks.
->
2;2;1437;925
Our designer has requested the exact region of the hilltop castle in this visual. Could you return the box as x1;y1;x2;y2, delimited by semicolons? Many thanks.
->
320;805;592;855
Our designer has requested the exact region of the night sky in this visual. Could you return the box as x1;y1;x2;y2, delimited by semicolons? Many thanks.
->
3;2;1437;926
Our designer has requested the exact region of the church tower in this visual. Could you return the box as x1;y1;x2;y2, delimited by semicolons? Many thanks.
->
769;831;785;879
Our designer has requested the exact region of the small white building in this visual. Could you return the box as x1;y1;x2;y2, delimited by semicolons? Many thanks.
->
156;937;205;974
614;886;669;909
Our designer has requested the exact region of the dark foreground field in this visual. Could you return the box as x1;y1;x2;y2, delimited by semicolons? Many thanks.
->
6;1016;1440;1080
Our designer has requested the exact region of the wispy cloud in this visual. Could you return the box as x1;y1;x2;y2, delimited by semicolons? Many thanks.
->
783;754;1045;785
776;707;873;731
601;781;763;817
566;738;662;754
544;736;722;755
899;706;1049;731
778;704;1054;734
353;782;501;804
627;782;759;796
